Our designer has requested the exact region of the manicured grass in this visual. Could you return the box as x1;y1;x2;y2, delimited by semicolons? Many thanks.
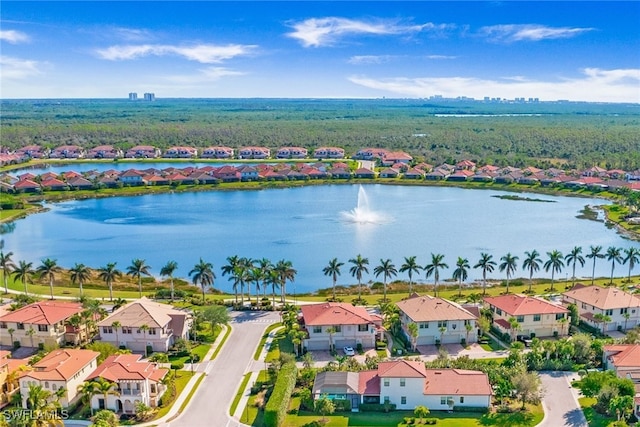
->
209;324;231;360
253;322;283;360
167;343;210;365
152;370;194;420
230;372;252;416
265;329;294;362
479;336;506;352
175;373;205;414
579;397;615;427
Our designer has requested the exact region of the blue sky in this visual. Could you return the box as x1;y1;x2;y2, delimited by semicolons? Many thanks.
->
1;1;639;102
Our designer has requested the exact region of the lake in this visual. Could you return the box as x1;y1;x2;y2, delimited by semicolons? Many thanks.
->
2;184;636;294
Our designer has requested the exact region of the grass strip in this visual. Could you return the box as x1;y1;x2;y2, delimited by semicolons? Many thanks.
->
229;372;252;416
253;322;283;360
210;324;231;360
163;372;206;423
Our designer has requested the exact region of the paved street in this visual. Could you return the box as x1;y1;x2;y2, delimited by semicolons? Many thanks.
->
164;310;280;427
538;371;587;427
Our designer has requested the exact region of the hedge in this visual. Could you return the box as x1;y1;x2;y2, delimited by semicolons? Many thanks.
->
359;403;397;412
452;406;489;413
264;361;298;427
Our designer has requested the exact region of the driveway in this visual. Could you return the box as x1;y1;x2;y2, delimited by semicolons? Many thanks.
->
538;371;587;427
164;310;280;427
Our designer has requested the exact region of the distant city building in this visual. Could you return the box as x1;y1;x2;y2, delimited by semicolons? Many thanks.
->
128;92;138;101
143;93;156;101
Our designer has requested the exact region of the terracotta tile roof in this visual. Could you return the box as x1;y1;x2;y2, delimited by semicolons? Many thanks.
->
98;297;186;329
378;360;426;378
494;318;513;330
424;369;492;396
605;344;640;368
301;302;374;326
563;285;640;310
358;370;380;395
0;301;84;325
88;354;168;382
484;294;568;316
397;295;476;322
22;349;99;381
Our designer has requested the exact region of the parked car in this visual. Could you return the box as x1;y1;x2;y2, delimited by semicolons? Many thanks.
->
343;346;355;356
517;335;533;347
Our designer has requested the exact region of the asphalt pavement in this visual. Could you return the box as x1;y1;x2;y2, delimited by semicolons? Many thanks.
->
538;371;588;427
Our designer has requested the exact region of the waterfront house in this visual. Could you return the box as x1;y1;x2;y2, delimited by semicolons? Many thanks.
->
276;147;308;159
312;359;491;411
49;145;85;159
86;353;168;414
563;285;640;332
87;145;123;159
15;145;47;159
381;151;413;166
484;295;569;338
119;169;145;185
125;145;161;159
19;349;99;408
163;146;198;159
201;146;234;158
313;147;345;159
602;344;640;418
238;146;270;159
396;294;477;346
353;168;375;179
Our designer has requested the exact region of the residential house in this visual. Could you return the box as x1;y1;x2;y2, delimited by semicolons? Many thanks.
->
15;145;47;159
238;146;270;159
313;147;345;159
0;351;10;407
163;146;198;158
119;169;145;185
354;148;389;161
201;146;234;159
312;359;491;411
300;303;381;351
353;168;375;179
124;145;161;158
563;285;640;332
484;294;569;338
86;353;169;414
381;151;412;166
49;145;85;159
97;298;191;353
276;147;308;159
396;294;477;346
602;344;640;418
19;349;99;408
0;301;86;348
87;145;123;159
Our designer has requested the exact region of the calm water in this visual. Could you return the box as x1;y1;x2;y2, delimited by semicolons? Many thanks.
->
16;161;241;175
3;185;636;294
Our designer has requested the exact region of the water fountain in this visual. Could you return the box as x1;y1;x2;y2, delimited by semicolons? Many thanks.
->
340;185;390;224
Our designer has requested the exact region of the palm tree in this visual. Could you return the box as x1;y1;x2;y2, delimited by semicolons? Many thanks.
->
70;263;91;298
139;324;150;357
257;258;273;298
522;250;542;293
26;326;36;348
12;260;34;295
127;258;151;298
112;297;127;312
159;260;178;302
544;250;565;292
77;381;98;416
36;258;62;300
452;257;470;297
247;266;262;306
424;253;448;297
274;259;296;303
323;258;344;301
606;246;623;284
565;246;585;286
7;327;15;347
222;255;241;303
400;256;422;295
112;320;122;349
97;262;122;302
499;253;519;294
474;252;496;296
0;250;16;294
92;377;120;412
623;247;640;283
265;269;280;306
593;313;611;336
348;254;369;301
374;258;397;302
189;258;215;303
586;245;605;285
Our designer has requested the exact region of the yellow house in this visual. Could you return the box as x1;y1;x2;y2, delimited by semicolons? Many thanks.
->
484;294;569;338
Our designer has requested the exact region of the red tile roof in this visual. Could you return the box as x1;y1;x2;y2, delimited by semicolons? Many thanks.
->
378;360;426;378
424;369;492;396
605;344;640;368
88;354;168;382
484;294;568;316
358;370;380;395
22;349;99;381
563;285;640;310
398;295;477;322
301;302;373;326
0;301;84;325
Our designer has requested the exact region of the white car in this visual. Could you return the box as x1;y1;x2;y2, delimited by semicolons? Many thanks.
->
343;346;355;356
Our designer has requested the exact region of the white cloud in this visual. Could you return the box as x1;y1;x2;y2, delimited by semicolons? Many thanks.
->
348;55;397;65
112;27;154;42
287;17;453;47
0;29;30;44
0;55;42;79
347;68;640;103
478;24;594;42
95;43;257;63
426;55;457;60
164;67;247;84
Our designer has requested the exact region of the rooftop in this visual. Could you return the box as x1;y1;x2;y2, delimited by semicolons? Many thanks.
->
563;285;640;310
22;349;99;381
484;294;568;316
301;302;374;326
397;295;477;322
0;301;85;325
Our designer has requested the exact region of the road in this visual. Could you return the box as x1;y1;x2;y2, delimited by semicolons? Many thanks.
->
538;371;587;427
165;310;280;427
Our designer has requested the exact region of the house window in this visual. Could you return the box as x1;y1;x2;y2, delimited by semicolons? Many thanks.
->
17;323;24;330
0;322;6;329
440;397;447;405
334;326;341;333
464;320;471;326
420;323;428;329
122;327;132;334
358;324;368;332
52;384;57;391
149;328;156;335
496;308;502;316
383;379;389;387
103;327;113;334
460;396;465;403
533;314;541;322
605;309;613;316
400;378;406;387
620;308;628;314
384;396;390;403
437;321;447;328
556;313;565;320
401;396;407;405
581;303;587;309
516;316;524;323
38;324;48;332
313;326;322;333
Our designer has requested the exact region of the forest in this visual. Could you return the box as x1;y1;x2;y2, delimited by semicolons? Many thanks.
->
2;98;639;170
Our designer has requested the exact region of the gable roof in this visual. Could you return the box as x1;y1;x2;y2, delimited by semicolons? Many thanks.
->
424;369;492;396
22;349;99;381
312;371;360;395
88;353;168;382
98;297;186;328
0;301;84;325
563;285;640;310
397;295;477;322
484;294;568;316
301;302;373;326
605;344;640;368
378;360;426;378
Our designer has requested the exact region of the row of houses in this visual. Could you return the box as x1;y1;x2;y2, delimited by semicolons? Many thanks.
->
0;298;190;413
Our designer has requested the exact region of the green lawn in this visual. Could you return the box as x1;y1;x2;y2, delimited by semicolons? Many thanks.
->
254;322;283;360
579;397;615;427
230;372;252;416
479;336;506;352
265;329;294;362
152;370;195;420
167;343;210;365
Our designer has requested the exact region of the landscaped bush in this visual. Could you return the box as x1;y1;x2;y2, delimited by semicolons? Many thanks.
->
452;405;489;413
264;361;298;427
376;341;387;349
332;399;351;412
424;419;438;425
359;403;397;412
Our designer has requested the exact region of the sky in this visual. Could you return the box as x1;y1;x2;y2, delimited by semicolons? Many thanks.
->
1;1;639;102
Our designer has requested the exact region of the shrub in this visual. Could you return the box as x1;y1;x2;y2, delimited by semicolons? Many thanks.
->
424;419;438;425
453;405;488;413
356;343;363;353
376;341;387;349
264;361;298;427
13;341;20;349
332;399;351;412
359;403;397;412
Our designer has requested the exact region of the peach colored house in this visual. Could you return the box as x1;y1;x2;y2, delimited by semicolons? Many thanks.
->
87;353;168;414
602;344;640;418
484;294;569;338
19;349;99;408
563;285;640;332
